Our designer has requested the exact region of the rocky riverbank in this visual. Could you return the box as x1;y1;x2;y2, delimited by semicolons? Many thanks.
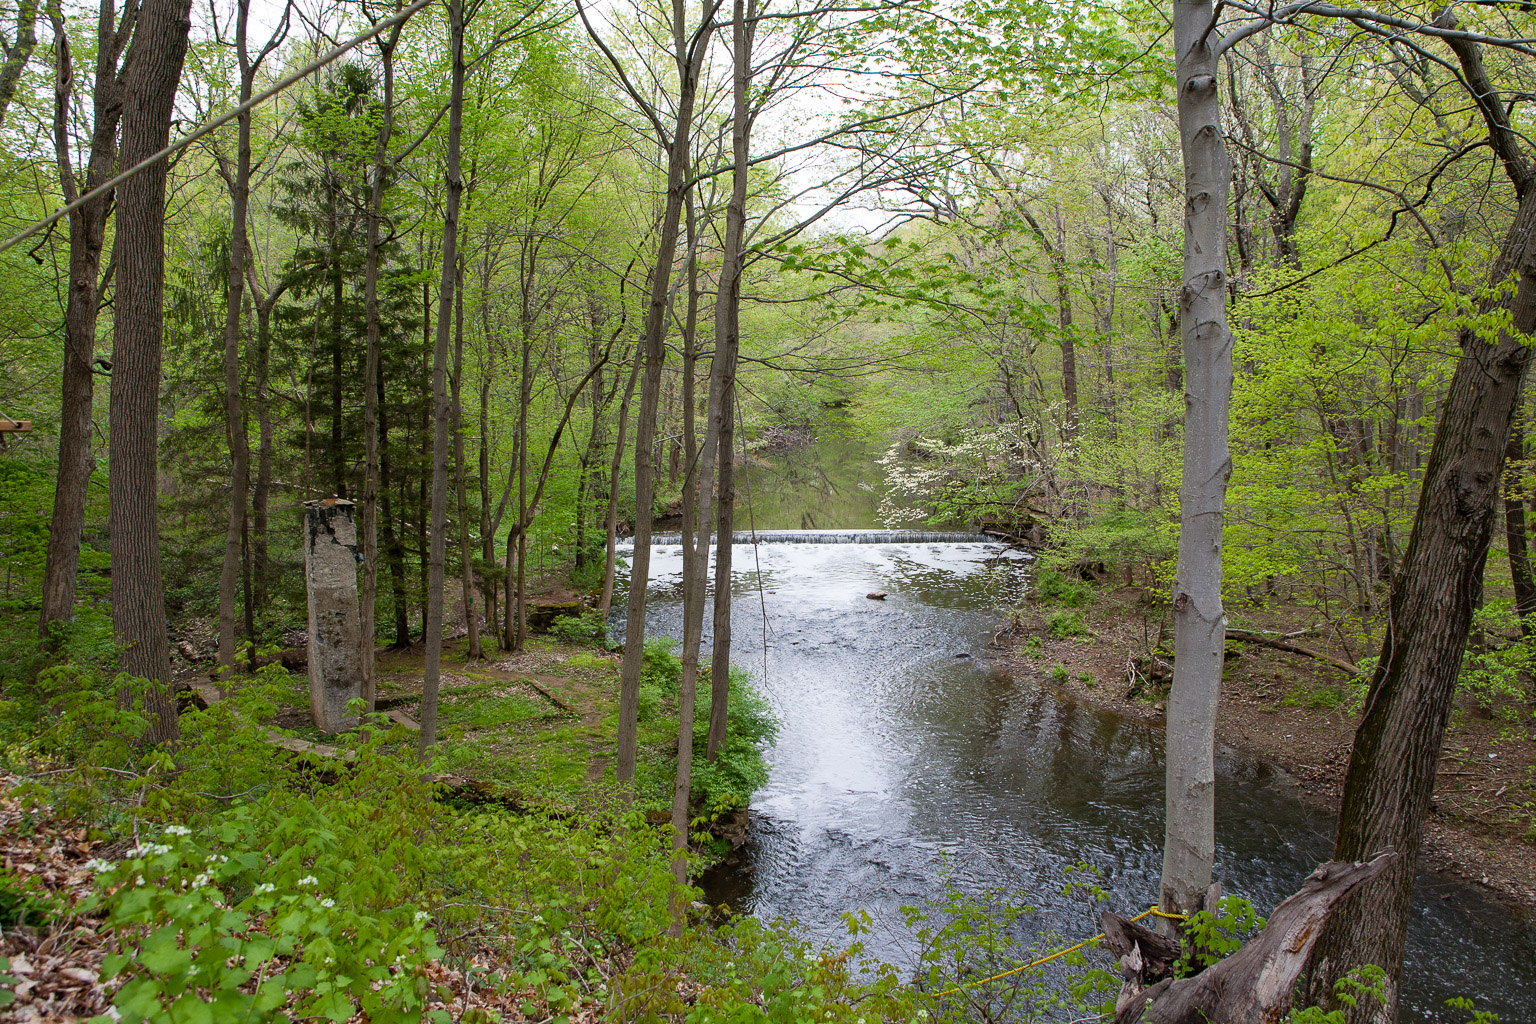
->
1003;587;1536;916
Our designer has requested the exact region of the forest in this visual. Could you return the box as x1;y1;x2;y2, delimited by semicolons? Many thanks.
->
1;0;1535;1020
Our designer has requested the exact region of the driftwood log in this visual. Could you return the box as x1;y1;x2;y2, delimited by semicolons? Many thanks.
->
1103;851;1396;1024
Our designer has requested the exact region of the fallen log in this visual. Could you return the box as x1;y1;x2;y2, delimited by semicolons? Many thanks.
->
1224;628;1359;676
1103;850;1396;1024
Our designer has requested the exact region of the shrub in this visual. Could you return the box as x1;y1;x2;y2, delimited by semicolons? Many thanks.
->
1281;685;1346;710
1049;664;1070;685
1047;609;1089;639
692;667;777;819
1032;568;1091;608
550;609;613;648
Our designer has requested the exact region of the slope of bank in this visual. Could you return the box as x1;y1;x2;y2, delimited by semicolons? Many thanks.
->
1004;586;1536;915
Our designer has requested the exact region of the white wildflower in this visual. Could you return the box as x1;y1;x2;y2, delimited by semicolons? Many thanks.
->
191;873;210;888
83;858;114;873
532;914;544;924
414;910;429;924
296;874;318;887
134;875;145;887
253;883;276;895
319;898;336;908
187;965;198;978
165;825;191;837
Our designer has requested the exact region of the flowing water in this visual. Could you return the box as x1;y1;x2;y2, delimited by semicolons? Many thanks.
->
615;437;1536;1022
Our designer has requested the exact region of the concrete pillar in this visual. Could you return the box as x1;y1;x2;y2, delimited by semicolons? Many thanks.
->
303;498;363;733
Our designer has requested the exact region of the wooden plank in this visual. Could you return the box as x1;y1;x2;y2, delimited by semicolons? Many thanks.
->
0;420;32;433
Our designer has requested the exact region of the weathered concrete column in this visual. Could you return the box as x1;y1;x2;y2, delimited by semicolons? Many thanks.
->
304;498;363;733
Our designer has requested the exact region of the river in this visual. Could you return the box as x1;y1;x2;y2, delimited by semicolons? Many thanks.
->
616;437;1536;1023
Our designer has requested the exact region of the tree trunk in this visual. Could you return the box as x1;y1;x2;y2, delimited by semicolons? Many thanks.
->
1054;205;1078;437
330;234;346;498
109;0;193;743
382;377;410;648
514;318;532;651
361;23;399;705
418;0;464;756
0;0;39;131
616;5;715;788
600;341;643;618
252;290;275;608
452;260;482;659
1506;419;1536;629
1160;0;1233;923
216;0;258;673
670;200;705;933
479;331;496;647
707;0;752;761
38;0;122;641
1108;853;1396;1024
1308;177;1536;1024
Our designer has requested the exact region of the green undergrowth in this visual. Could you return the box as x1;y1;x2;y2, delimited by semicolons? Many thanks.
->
0;659;1114;1024
0;619;1502;1023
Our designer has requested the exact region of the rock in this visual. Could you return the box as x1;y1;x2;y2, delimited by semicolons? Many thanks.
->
954;652;972;659
866;591;888;600
528;599;585;632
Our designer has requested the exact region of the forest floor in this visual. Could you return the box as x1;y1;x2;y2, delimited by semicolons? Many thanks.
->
1003;587;1536;916
256;634;687;813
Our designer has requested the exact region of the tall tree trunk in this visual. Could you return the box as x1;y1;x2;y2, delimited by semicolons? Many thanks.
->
1506;418;1536;630
615;3;716;787
418;0;464;755
600;340;642;618
1160;0;1233;923
1054;205;1078;437
381;373;409;648
670;195;710;934
109;0;192;743
707;0;751;760
361;21;399;705
1308;177;1536;1024
216;0;258;673
0;0;39;130
252;294;274;608
452;260;482;659
479;330;496;647
38;0;123;641
514;320;532;651
330;234;346;498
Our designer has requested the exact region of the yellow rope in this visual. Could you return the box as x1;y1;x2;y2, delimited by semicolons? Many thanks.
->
932;905;1188;998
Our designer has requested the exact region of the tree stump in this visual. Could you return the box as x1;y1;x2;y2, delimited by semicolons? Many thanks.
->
304;498;363;734
1102;850;1396;1024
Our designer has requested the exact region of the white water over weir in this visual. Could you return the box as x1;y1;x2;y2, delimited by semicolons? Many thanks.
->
642;529;998;545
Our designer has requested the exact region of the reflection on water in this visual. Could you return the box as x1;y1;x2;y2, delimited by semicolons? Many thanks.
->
633;436;1536;1018
737;434;887;531
616;537;1536;1023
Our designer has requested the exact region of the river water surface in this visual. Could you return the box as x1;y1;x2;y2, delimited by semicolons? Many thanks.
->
616;439;1536;1023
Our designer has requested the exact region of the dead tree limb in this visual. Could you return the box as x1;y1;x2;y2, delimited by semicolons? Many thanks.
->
1225;628;1359;676
1103;850;1396;1024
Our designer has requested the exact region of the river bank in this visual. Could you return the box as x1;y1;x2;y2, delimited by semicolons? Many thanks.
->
1003;585;1536;916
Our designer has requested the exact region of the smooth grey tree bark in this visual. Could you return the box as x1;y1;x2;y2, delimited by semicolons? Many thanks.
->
1160;0;1233;924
